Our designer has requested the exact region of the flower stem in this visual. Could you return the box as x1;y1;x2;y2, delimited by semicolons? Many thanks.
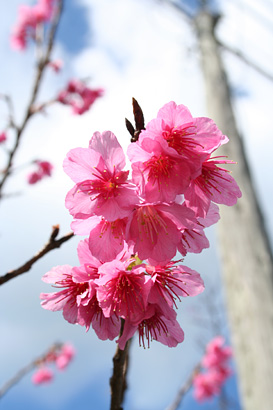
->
110;319;132;410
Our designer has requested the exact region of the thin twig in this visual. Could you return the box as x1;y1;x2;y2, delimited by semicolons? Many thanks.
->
0;342;63;398
0;0;64;199
0;225;74;286
0;94;17;129
165;362;202;410
110;320;132;410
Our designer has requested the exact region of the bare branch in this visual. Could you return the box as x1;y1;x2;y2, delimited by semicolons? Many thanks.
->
0;94;18;130
165;362;202;410
0;342;63;398
0;226;74;286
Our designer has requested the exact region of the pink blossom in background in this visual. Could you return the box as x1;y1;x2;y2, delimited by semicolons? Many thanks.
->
36;160;53;176
193;371;221;401
0;132;7;143
11;0;55;51
193;336;232;402
48;59;63;72
57;79;104;115
202;336;233;369
32;366;53;385
27;160;53;184
28;171;42;184
55;343;75;370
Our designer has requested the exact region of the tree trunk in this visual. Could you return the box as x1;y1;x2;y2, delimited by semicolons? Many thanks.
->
194;11;273;410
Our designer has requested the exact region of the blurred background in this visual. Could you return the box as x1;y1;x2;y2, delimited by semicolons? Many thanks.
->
1;0;273;409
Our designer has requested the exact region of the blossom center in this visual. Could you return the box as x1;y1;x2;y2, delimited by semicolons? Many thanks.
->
137;206;168;244
144;155;174;184
162;125;202;156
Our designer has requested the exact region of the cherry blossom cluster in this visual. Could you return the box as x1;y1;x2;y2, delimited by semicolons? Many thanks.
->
11;0;56;50
32;343;75;385
28;160;53;184
41;101;241;349
193;336;232;402
57;79;104;115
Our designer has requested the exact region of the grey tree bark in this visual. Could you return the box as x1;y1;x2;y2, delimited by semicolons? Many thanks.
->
194;11;273;410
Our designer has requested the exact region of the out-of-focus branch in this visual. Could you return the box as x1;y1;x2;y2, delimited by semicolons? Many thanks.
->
0;0;64;199
0;94;17;129
0;342;63;398
165;362;201;410
0;225;74;286
110;320;132;410
219;40;273;83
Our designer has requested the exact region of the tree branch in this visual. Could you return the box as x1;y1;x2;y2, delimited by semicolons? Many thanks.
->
0;225;74;286
110;320;132;410
0;342;63;398
165;362;201;410
0;0;64;199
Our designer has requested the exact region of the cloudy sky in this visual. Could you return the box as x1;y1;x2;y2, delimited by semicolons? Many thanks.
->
1;0;273;409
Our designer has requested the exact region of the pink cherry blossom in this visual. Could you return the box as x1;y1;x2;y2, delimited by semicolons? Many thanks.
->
28;171;42;184
77;295;120;340
27;160;53;184
139;102;228;176
126;202;196;262
146;261;204;309
32;366;53;385
48;59;63;72
127;137;191;202
40;264;91;324
11;0;55;51
96;260;151;322
193;371;221;401
202;336;232;369
178;203;220;256
184;155;242;218
64;131;138;222
57;79;103;115
117;304;184;350
193;336;232;402
0;132;7;143
55;343;75;370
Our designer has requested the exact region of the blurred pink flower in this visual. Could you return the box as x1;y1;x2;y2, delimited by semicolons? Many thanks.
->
27;160;53;184
11;0;55;51
193;336;232;402
48;59;63;72
0;132;7;144
57;79;103;115
32;366;53;385
55;343;75;370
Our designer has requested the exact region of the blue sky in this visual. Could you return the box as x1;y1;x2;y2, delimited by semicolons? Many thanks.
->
1;0;273;409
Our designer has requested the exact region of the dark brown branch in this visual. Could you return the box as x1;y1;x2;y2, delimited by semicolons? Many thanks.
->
165;362;201;410
0;226;74;286
110;320;132;410
0;0;64;199
0;342;63;398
